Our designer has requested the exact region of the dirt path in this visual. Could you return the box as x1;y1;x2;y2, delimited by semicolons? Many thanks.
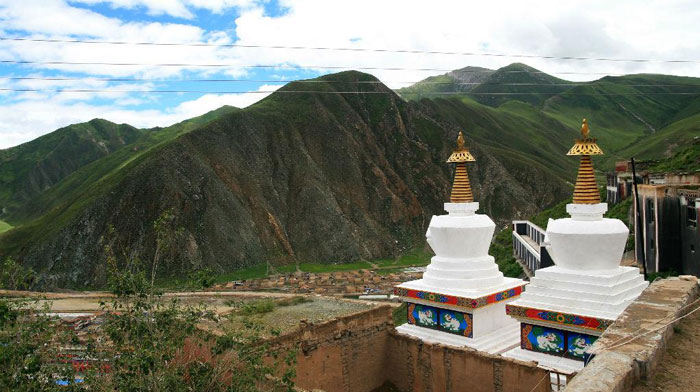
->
633;301;700;392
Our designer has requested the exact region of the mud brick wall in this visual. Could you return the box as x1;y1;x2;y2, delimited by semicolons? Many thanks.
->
271;304;549;392
564;276;700;392
384;331;549;392
271;305;394;392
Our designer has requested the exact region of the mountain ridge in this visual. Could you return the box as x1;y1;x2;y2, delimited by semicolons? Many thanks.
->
1;65;698;289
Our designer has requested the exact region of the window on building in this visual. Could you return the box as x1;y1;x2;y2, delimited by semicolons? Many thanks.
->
688;206;697;228
646;199;655;224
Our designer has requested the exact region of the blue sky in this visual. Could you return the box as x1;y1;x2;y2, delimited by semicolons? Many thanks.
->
0;0;698;148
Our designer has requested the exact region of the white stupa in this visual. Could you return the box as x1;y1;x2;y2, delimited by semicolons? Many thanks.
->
394;132;527;354
503;119;648;374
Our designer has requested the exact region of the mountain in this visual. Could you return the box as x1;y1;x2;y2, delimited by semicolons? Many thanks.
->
0;119;144;217
400;64;700;169
397;63;571;107
396;66;495;100
0;105;239;224
0;71;573;289
2;64;699;289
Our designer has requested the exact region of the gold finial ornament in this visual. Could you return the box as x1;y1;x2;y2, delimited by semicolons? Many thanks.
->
567;118;603;156
567;119;603;204
447;131;476;163
447;131;475;203
581;118;590;139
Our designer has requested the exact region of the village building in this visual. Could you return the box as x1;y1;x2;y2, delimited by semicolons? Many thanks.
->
635;184;700;276
503;119;648;375
393;132;527;354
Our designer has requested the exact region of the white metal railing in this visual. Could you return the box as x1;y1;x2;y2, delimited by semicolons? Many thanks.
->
512;221;547;275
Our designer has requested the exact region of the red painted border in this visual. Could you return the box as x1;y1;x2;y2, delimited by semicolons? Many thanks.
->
393;285;524;309
506;304;612;332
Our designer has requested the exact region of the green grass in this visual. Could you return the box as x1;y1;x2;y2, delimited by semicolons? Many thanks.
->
277;296;313;307
298;261;373;273
0;220;12;234
0;106;239;256
373;248;432;268
648;139;700;173
239;300;276;315
392;302;408;326
612;113;700;165
490;228;524;278
213;264;277;283
157;249;431;289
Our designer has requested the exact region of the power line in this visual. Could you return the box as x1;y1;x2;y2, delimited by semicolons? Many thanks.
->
3;76;700;89
1;36;698;64
0;59;638;76
3;87;700;95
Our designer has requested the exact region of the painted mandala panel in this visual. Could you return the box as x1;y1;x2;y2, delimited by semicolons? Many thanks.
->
409;303;439;328
567;333;597;360
438;309;473;338
526;325;565;354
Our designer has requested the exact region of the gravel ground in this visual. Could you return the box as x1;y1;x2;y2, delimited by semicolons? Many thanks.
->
633;303;700;392
258;297;372;332
223;296;374;336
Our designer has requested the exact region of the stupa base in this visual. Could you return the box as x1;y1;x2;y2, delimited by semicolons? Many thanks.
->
508;265;648;321
395;318;520;354
503;347;584;374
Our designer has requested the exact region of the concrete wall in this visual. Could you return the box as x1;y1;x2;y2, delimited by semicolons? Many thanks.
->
272;304;549;392
564;276;700;392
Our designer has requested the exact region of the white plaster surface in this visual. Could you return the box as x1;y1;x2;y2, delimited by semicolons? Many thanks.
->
419;201;525;291
516;202;648;320
396;319;520;354
395;200;527;352
501;202;648;375
545;204;628;271
511;266;648;320
503;347;584;374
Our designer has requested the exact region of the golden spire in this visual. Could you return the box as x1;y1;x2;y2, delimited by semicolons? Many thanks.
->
567;119;604;204
447;131;475;203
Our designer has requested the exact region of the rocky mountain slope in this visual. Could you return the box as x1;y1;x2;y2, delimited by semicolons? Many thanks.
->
2;64;698;289
0;71;574;289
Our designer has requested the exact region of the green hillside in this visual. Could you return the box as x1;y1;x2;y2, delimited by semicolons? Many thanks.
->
0;71;573;289
397;63;571;107
0;119;144;217
2;106;239;227
1;64;699;289
401;64;700;171
613;112;700;163
396;66;494;100
468;63;572;107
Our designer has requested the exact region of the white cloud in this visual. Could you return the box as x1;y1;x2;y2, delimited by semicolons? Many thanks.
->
231;0;700;85
72;0;260;18
173;83;281;115
1;0;700;148
0;84;281;149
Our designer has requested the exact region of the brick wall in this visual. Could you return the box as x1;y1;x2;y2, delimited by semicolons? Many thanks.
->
272;304;549;392
384;332;549;392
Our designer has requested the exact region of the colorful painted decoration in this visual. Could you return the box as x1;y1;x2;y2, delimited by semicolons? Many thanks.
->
438;309;473;338
507;304;612;332
407;303;474;338
522;324;565;354
408;303;438;328
521;323;597;361
394;285;524;310
567;333;597;360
